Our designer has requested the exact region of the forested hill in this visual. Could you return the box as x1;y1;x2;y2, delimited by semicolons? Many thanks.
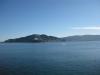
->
5;34;60;43
4;34;100;43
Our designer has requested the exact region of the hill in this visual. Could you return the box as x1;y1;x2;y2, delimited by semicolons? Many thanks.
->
63;35;100;41
5;34;60;43
4;34;100;43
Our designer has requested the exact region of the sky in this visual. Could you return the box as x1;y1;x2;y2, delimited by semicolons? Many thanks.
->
0;0;100;41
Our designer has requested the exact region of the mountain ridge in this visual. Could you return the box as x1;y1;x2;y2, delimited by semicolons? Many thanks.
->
4;34;100;43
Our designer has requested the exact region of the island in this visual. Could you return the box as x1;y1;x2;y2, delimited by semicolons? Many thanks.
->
4;34;100;43
4;34;61;43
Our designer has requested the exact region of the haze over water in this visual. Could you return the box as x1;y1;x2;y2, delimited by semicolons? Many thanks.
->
0;41;100;75
0;0;100;74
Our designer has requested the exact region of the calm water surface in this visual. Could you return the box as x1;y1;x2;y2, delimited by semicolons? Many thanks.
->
0;41;100;75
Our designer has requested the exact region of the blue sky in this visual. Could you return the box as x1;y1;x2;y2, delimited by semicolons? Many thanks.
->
0;0;100;41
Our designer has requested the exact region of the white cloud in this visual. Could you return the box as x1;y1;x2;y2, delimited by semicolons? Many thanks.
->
72;26;100;30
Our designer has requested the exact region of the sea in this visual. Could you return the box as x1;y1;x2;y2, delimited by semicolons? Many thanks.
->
0;41;100;75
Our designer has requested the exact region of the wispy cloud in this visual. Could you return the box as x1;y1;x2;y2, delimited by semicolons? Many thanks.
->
72;26;100;30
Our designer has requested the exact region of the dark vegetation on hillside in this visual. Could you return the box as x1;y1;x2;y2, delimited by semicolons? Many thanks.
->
5;34;100;43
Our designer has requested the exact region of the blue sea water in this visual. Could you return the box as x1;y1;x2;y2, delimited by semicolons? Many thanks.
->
0;41;100;75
